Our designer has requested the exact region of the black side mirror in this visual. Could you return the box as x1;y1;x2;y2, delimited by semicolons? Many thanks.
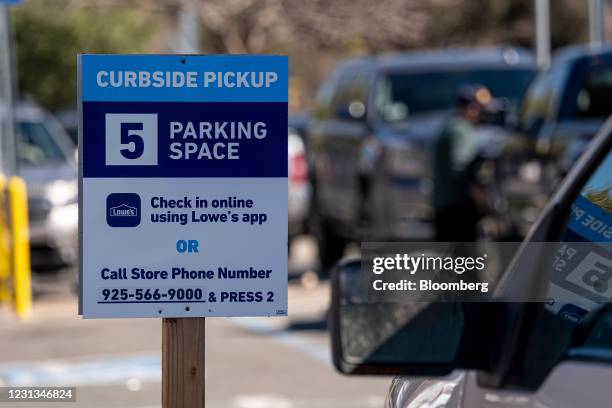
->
330;257;510;376
336;101;366;121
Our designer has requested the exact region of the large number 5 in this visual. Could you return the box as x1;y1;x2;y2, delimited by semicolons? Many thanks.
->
120;122;145;159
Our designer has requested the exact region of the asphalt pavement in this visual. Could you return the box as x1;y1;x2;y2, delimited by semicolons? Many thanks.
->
0;237;389;408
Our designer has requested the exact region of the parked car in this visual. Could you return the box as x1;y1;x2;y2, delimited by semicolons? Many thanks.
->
56;109;78;146
14;101;78;271
288;124;310;241
307;47;535;269
330;117;612;407
496;45;612;237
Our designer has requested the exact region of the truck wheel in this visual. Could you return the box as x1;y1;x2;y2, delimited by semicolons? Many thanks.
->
313;216;345;275
308;180;345;274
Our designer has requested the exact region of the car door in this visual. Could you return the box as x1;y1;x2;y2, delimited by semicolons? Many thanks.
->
329;118;611;407
373;124;612;408
465;131;612;407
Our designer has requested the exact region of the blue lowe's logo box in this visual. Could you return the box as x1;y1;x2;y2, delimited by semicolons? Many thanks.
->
106;193;141;227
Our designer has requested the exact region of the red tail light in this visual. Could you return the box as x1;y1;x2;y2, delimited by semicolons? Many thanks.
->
290;151;308;183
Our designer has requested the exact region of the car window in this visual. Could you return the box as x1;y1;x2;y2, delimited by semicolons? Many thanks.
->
351;68;369;104
544;147;612;354
505;147;612;388
550;151;612;305
517;65;567;136
16;121;67;165
572;65;612;119
331;65;369;116
313;70;340;119
374;68;534;121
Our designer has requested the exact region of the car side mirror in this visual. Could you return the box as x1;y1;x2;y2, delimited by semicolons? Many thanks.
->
336;100;366;121
330;257;510;376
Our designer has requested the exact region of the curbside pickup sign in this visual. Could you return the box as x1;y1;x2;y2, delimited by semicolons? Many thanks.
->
78;55;288;318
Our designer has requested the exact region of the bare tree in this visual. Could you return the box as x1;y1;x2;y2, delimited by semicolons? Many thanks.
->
186;0;457;53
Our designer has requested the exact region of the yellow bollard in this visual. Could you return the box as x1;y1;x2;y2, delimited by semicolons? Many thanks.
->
8;176;32;320
0;175;10;305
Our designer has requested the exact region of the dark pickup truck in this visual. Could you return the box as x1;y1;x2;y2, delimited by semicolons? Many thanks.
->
307;47;535;269
495;45;612;238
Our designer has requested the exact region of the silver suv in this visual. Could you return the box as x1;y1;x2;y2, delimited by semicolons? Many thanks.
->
14;101;78;271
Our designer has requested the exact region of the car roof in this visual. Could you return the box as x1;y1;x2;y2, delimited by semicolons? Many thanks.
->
0;100;48;122
336;47;536;72
552;44;612;65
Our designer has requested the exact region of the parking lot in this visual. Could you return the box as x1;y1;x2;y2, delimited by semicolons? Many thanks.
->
0;1;612;408
0;238;388;408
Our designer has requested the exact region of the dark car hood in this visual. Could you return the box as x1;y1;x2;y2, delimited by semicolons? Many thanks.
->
382;111;449;143
379;111;511;156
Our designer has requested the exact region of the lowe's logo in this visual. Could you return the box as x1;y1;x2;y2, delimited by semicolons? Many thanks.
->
110;204;137;217
106;193;141;227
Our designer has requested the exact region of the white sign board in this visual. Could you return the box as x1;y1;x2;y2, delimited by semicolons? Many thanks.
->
78;55;288;318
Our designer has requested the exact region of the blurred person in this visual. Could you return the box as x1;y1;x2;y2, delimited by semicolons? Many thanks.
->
432;84;490;242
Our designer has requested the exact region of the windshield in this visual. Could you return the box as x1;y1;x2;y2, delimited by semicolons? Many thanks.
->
573;64;612;119
375;68;534;121
17;121;66;165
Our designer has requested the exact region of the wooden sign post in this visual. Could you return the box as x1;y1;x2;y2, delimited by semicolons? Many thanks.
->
162;317;206;408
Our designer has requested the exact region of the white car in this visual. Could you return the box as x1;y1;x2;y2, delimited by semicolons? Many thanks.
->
288;126;310;241
330;117;612;407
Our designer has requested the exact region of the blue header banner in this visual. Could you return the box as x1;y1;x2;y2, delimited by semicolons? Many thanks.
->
81;54;288;102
